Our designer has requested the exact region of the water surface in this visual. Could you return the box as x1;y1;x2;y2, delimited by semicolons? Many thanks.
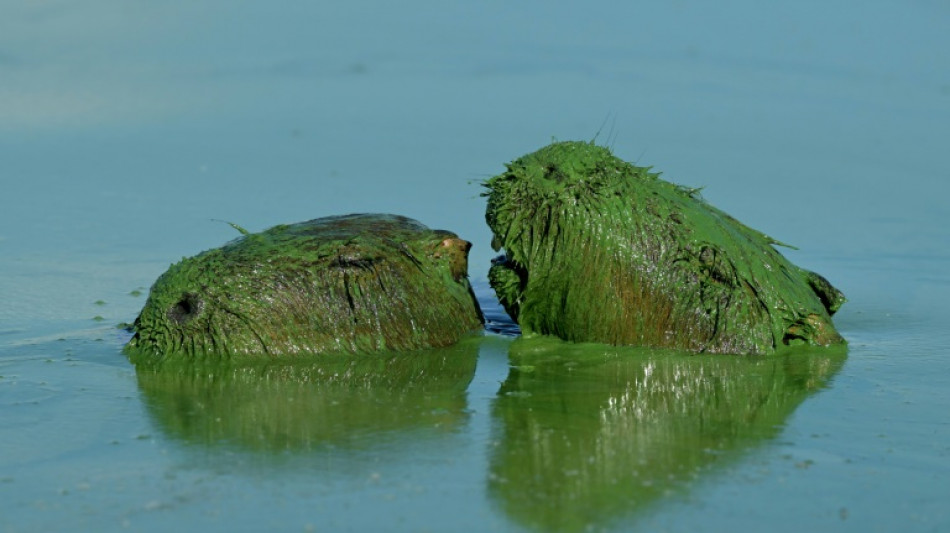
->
2;1;949;531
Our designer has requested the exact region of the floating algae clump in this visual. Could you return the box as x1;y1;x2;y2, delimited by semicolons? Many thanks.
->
483;141;845;355
126;214;483;360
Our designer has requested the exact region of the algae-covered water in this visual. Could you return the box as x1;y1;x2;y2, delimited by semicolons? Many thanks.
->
2;1;949;532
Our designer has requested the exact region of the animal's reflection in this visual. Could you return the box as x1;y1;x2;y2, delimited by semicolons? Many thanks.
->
135;339;478;452
489;337;846;532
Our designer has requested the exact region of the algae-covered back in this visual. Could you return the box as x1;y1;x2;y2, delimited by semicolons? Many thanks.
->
127;213;483;360
484;141;845;354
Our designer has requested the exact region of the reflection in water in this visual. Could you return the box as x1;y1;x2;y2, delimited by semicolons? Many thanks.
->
134;339;478;453
489;337;846;532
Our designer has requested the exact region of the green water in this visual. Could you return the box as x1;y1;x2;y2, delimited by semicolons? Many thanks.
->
2;1;949;531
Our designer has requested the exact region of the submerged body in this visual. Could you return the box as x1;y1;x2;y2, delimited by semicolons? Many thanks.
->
484;141;845;355
127;214;483;359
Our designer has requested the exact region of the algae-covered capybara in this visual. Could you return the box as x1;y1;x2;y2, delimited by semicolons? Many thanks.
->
126;214;483;359
483;141;845;355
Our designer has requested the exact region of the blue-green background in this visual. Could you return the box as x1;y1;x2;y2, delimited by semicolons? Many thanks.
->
2;1;948;531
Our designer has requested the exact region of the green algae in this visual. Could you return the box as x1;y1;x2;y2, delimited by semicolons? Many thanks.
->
135;338;478;452
484;141;846;355
126;214;483;360
489;336;847;532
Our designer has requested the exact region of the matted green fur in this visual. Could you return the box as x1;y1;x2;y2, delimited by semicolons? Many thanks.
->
483;141;845;355
126;214;483;360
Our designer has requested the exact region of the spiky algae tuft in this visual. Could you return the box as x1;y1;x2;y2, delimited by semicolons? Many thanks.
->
126;214;484;360
483;141;845;355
